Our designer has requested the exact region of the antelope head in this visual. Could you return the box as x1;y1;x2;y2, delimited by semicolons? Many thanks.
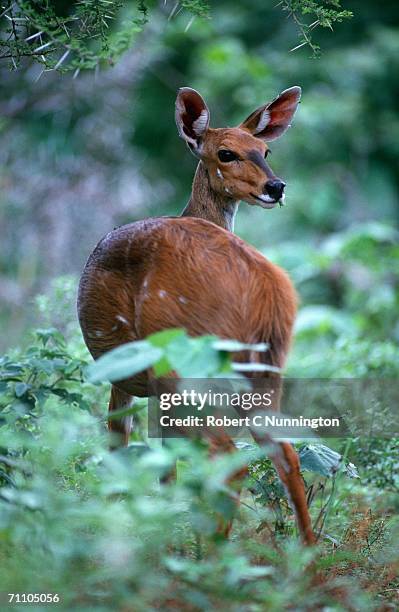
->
175;86;301;209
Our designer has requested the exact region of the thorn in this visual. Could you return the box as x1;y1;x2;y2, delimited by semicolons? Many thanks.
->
25;31;43;42
54;49;70;70
290;41;307;52
185;16;195;32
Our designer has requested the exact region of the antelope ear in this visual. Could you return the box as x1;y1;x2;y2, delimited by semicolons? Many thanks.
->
175;87;210;155
239;86;301;141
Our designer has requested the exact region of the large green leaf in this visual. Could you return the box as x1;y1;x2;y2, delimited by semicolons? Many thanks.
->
298;444;359;478
164;334;223;377
87;341;163;383
148;328;186;348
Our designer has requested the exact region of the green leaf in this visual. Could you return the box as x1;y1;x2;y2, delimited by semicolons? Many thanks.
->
14;382;31;398
0;361;24;376
152;355;173;377
35;328;66;346
165;334;222;377
299;444;340;476
29;358;55;375
87;341;163;383
142;329;188;377
148;328;186;348
298;444;358;478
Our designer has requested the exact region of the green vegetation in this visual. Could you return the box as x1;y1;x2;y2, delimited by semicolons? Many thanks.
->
0;0;352;71
0;1;398;609
1;261;398;608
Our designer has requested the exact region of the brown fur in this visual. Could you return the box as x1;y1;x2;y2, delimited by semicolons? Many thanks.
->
78;218;296;379
77;86;316;545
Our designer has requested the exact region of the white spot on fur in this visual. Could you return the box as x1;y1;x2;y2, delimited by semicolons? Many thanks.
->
216;168;224;180
254;109;270;134
159;290;167;298
224;186;232;194
192;109;209;135
111;324;118;331
116;315;129;325
178;296;188;304
95;330;103;337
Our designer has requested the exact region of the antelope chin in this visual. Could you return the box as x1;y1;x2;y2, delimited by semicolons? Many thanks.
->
250;193;285;209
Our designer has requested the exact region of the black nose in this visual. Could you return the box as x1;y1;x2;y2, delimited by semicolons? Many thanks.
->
264;179;286;200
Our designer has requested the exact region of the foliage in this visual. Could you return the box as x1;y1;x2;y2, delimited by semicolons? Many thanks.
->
88;328;231;382
0;0;209;72
298;444;358;478
88;328;273;384
0;268;397;607
270;222;399;377
0;422;371;609
0;327;100;429
0;0;146;72
280;0;353;55
0;313;397;608
349;438;399;490
0;0;352;73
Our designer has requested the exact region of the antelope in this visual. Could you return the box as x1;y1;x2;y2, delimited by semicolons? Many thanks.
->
77;86;316;545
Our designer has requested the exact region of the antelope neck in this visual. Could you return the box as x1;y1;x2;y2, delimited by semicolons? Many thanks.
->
180;161;239;232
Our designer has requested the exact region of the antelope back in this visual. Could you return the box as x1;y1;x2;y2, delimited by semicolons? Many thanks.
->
78;218;297;395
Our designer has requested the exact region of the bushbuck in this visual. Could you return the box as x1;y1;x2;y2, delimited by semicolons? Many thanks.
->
78;86;316;544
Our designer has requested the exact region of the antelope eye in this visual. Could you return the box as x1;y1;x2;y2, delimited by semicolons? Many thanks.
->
218;149;238;163
264;149;271;158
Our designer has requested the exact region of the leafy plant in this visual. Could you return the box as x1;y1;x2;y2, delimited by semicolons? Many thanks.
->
0;0;352;72
298;443;358;478
88;328;273;383
0;304;396;608
0;0;208;72
0;327;105;452
279;0;353;56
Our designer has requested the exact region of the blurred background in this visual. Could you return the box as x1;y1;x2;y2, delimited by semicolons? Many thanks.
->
1;0;398;368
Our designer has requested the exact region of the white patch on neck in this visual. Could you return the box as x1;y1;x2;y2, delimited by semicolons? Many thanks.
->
254;109;270;134
192;109;209;136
